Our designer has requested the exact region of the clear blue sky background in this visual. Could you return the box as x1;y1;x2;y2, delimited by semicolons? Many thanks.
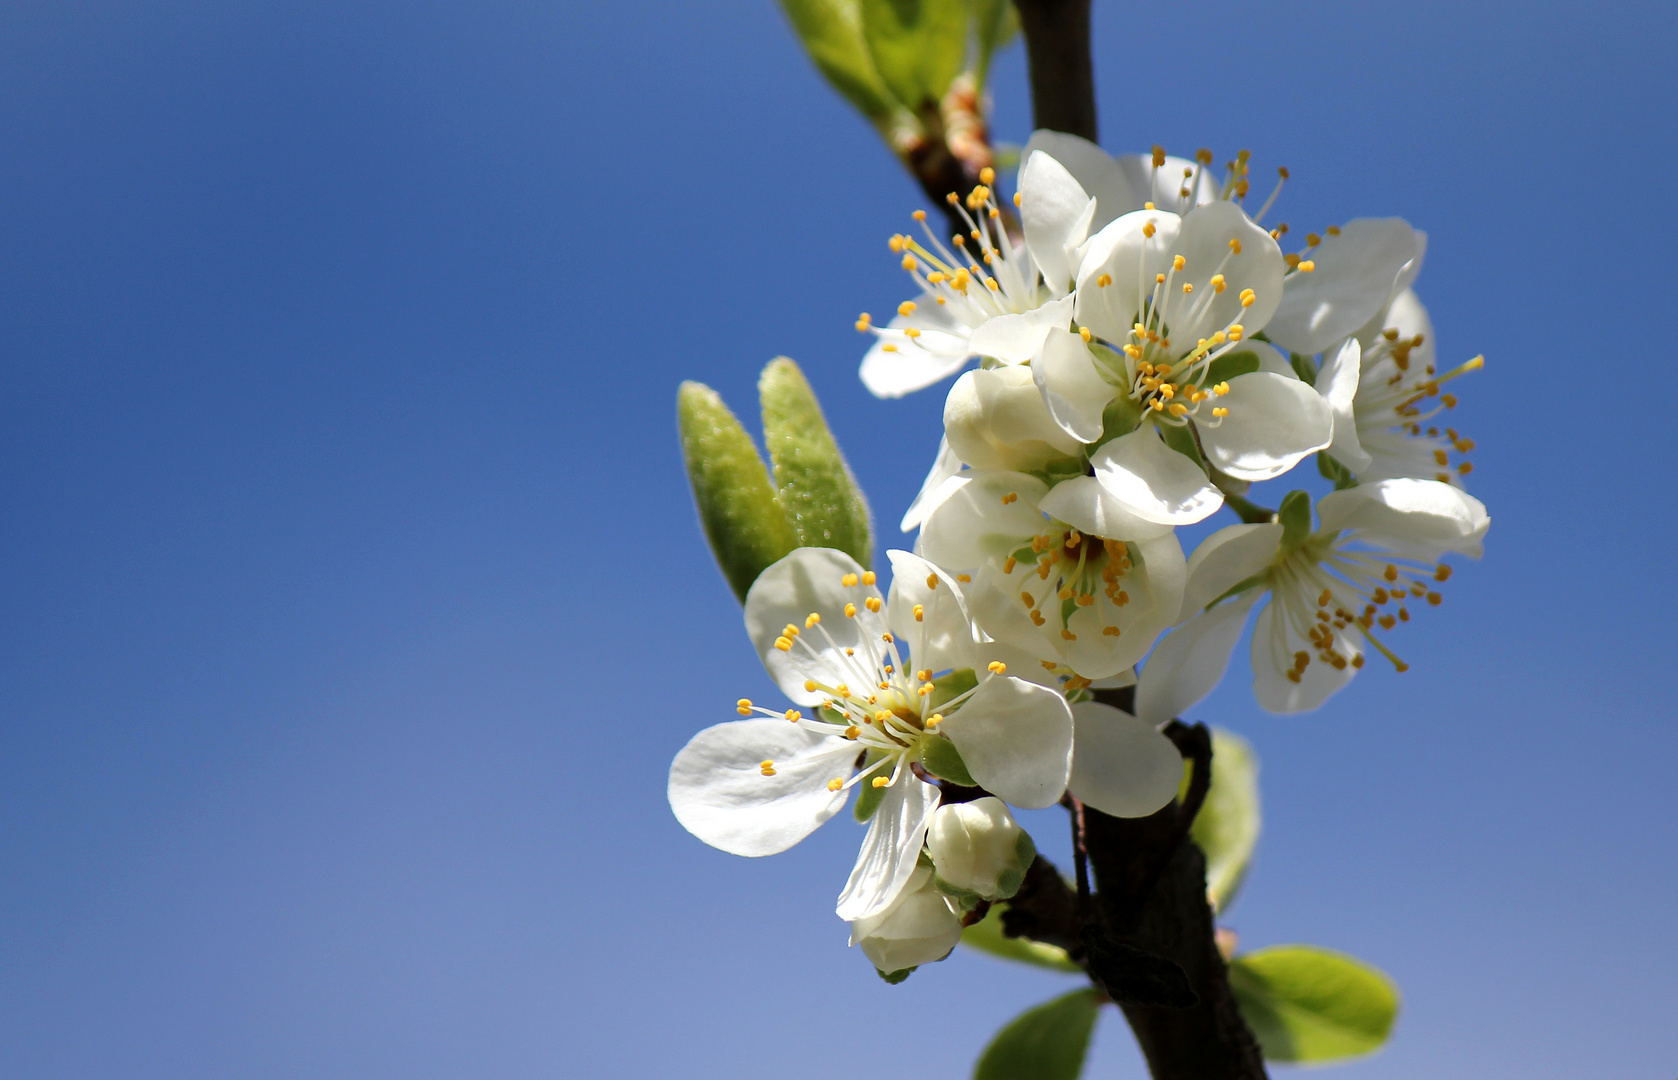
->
1;1;1672;1077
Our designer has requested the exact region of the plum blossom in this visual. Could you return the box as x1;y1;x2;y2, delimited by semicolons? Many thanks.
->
668;547;1074;921
1136;480;1488;719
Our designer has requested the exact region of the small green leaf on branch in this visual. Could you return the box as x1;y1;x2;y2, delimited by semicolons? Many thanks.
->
1228;945;1400;1063
1191;728;1261;912
973;988;1102;1080
760;358;874;568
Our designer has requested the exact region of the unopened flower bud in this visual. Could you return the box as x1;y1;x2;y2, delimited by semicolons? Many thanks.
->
944;366;1082;472
848;867;962;975
927;796;1036;906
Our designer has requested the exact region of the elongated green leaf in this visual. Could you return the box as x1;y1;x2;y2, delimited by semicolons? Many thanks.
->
775;0;903;124
974;989;1102;1080
858;0;969;109
1229;946;1400;1063
760;358;873;567
1191;728;1260;912
960;904;1081;973
677;382;799;603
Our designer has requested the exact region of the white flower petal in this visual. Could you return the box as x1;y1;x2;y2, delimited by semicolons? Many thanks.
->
1315;337;1373;473
1197;371;1333;482
1089;426;1224;525
918;471;1052;569
1033;327;1119;443
886;549;976;675
1182;523;1283;618
944;366;1084;471
1316;479;1490;559
1163;201;1286;346
668;719;857;857
745;548;880;705
967;295;1075;364
1135;591;1261;725
849;866;963;972
860;330;974;398
900;436;966;533
837;771;941;920
1251;596;1360;714
1021;130;1141;231
1074;209;1179;343
1067;701;1184;818
940;675;1074;809
1111;152;1221;216
1267;218;1422;356
1019;150;1096;294
1037;475;1176;541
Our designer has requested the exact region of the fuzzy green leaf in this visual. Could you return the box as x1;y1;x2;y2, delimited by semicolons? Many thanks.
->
775;0;905;125
960;904;1081;973
1229;946;1400;1063
858;0;969;109
676;382;799;603
1192;728;1260;912
974;989;1102;1080
759;358;874;569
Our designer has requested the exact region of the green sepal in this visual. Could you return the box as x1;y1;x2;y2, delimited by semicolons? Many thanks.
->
973;989;1102;1080
876;965;917;984
857;0;968;109
774;0;907;127
932;828;1034;909
1229;946;1400;1063
960;903;1081;973
760;358;874;569
1094;390;1142;451
853;754;887;821
920;733;975;786
1277;490;1313;551
927;667;978;712
933;874;985;910
1203;349;1261;387
1289;351;1319;383
676;381;799;603
1191;728;1260;912
1317;451;1359;490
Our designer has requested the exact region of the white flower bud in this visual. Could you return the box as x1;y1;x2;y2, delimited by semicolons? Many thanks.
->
927;796;1036;905
944;366;1083;472
848;867;962;974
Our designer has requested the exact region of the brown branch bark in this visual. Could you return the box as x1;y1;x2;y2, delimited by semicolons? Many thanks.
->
1013;0;1099;142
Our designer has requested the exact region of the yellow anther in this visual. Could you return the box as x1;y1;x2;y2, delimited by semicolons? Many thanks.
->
904;327;921;339
1306;233;1322;247
855;313;871;332
917;683;934;697
1326;224;1340;235
1156;273;1166;284
1020;590;1035;607
760;761;777;776
861;571;877;585
1096;272;1112;287
865;596;882;613
913;604;924;622
926;713;943;728
1228;238;1242;254
1102;625;1121;637
804;680;819;692
1384;565;1399;582
1182;282;1194;294
1212;407;1229;417
888;235;904;252
1171;255;1186;272
1144;201;1155;210
1143;222;1156;238
898;300;917;317
871;776;890;788
987;661;1007;674
1196;148;1214;165
1298;259;1315;272
1427;591;1443;606
979;166;995;185
1228;324;1244;341
783;624;800;639
842;573;859;587
827;778;843;791
881;632;894;643
1001;491;1018;504
774;636;793;651
837;684;851;698
843;726;860;740
1002;556;1017;573
1211;274;1226;292
806;613;821;628
901;254;917;271
1014;192;1023;207
1075;594;1094;607
1240;293;1255;307
1168;402;1188;416
1060;629;1077;641
1284;253;1302;268
1152;145;1166;167
1278;166;1290;179
926;573;939;589
785;709;801;722
737;698;753;715
881;344;898;353
912;209;926;221
1079;326;1092;343
956;573;970;583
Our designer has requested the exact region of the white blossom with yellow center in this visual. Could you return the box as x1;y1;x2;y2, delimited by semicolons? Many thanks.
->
1028;198;1333;526
667;547;1075;921
1135;480;1488;719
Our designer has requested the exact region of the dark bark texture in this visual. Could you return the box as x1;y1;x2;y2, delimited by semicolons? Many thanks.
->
1013;0;1099;142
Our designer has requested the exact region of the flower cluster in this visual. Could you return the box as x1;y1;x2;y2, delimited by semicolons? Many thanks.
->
668;132;1489;979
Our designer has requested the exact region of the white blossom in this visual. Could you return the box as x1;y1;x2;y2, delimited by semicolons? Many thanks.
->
668;547;1074;921
926;797;1034;904
848;867;964;973
1136;480;1488;719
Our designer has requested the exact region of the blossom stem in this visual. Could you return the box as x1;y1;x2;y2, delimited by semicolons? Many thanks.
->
1013;0;1098;142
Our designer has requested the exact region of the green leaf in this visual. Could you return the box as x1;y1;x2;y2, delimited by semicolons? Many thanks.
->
1158;420;1207;473
974;989;1102;1080
858;0;969;109
760;358;874;569
1191;728;1260;912
1277;489;1312;551
1317;451;1359;491
1202;349;1261;387
1289;351;1319;383
927;667;978;712
960;904;1081;973
968;0;1018;85
775;0;905;125
1229;946;1400;1064
920;733;975;786
676;382;799;603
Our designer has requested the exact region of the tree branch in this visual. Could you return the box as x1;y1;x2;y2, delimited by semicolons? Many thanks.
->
1013;0;1098;142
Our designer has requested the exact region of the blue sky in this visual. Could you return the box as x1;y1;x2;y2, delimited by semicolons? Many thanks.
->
0;1;1673;1077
